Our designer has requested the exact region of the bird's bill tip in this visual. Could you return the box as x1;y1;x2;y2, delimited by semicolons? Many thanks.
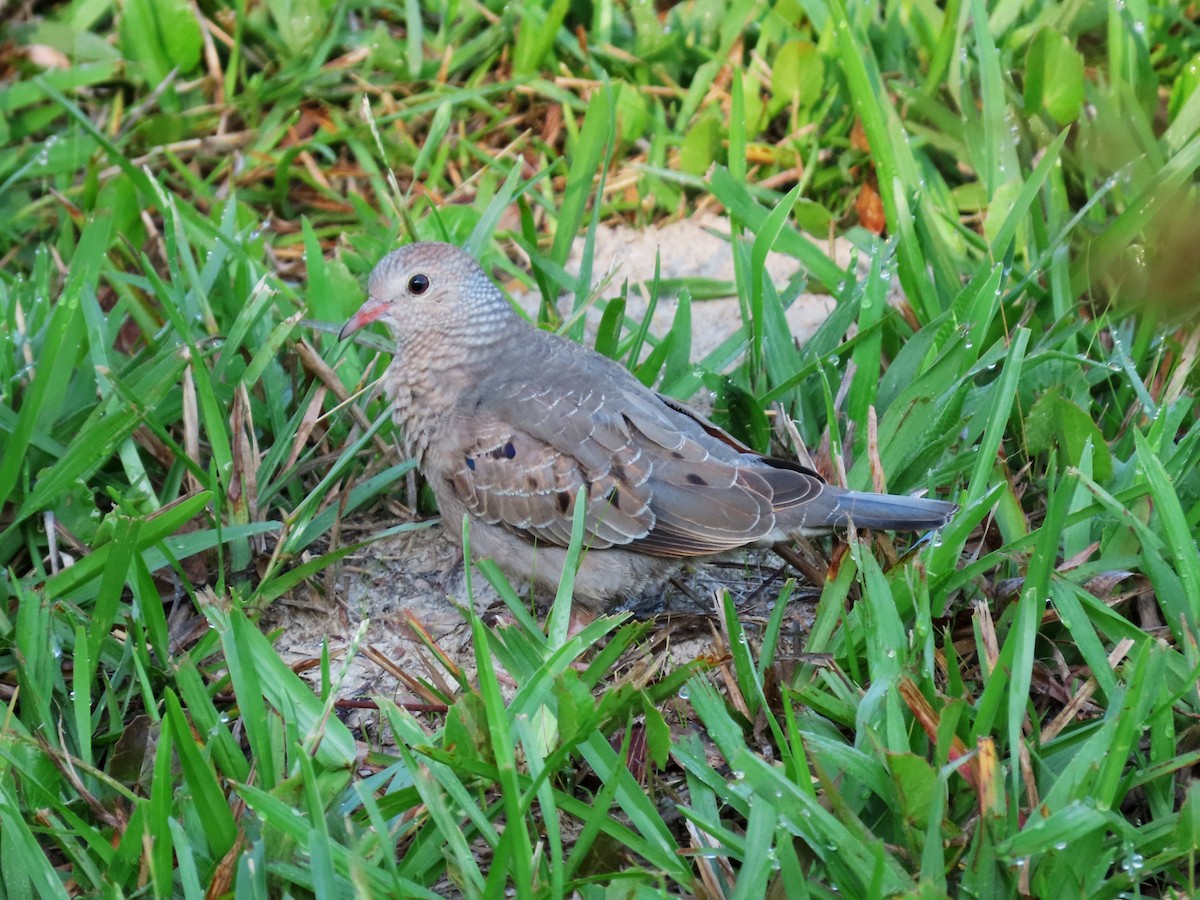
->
338;298;387;340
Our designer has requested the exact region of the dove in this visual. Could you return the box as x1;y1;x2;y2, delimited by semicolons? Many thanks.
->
339;242;956;609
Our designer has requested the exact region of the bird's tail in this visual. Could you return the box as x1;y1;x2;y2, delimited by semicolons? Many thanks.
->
821;487;956;530
777;485;957;533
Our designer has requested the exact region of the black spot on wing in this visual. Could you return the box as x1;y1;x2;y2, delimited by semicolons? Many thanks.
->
484;440;518;460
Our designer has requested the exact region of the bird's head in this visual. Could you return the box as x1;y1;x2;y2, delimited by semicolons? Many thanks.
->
338;242;515;349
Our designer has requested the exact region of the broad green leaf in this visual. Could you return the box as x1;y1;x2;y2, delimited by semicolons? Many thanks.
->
119;0;202;87
679;112;722;176
1025;28;1085;125
770;40;825;112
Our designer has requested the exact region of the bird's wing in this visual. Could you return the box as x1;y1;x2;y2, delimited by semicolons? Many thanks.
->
442;405;654;550
440;342;798;556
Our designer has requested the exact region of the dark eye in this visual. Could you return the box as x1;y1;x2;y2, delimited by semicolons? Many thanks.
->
408;274;430;295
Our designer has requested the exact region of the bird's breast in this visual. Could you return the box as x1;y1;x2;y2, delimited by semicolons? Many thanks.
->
382;361;458;466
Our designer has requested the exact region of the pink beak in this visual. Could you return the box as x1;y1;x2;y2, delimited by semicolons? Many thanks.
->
338;297;388;340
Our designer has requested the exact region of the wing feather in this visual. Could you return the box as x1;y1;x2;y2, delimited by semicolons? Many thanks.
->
439;333;793;558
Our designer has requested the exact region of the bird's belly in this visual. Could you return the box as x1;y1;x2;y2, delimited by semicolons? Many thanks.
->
434;488;678;610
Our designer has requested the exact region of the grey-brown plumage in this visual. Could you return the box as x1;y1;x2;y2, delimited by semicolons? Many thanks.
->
339;242;956;609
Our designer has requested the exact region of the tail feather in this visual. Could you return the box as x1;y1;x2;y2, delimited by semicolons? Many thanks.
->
779;486;957;533
824;488;956;530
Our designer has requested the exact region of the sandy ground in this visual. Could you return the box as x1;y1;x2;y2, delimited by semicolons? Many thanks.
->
264;216;850;722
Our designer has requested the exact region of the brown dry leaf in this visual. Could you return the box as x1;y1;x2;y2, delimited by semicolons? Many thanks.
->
181;351;203;495
1082;570;1139;598
207;833;247;900
1164;325;1200;403
228;383;259;517
898;677;982;794
976;736;1002;817
746;144;778;165
850;118;871;153
1019;737;1039;812
896;299;922;331
293;337;390;455
363;643;448;708
284;106;333;145
282;384;329;474
856;181;886;235
540;101;563;148
1042;638;1134;742
624;723;649;785
403;611;464;685
27;45;71;69
687;820;737;896
1059;541;1100;571
974;599;999;677
867;405;886;494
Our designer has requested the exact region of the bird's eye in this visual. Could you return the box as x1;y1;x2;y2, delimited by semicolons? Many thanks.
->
408;274;430;295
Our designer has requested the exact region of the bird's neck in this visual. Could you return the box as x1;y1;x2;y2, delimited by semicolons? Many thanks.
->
385;330;512;458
